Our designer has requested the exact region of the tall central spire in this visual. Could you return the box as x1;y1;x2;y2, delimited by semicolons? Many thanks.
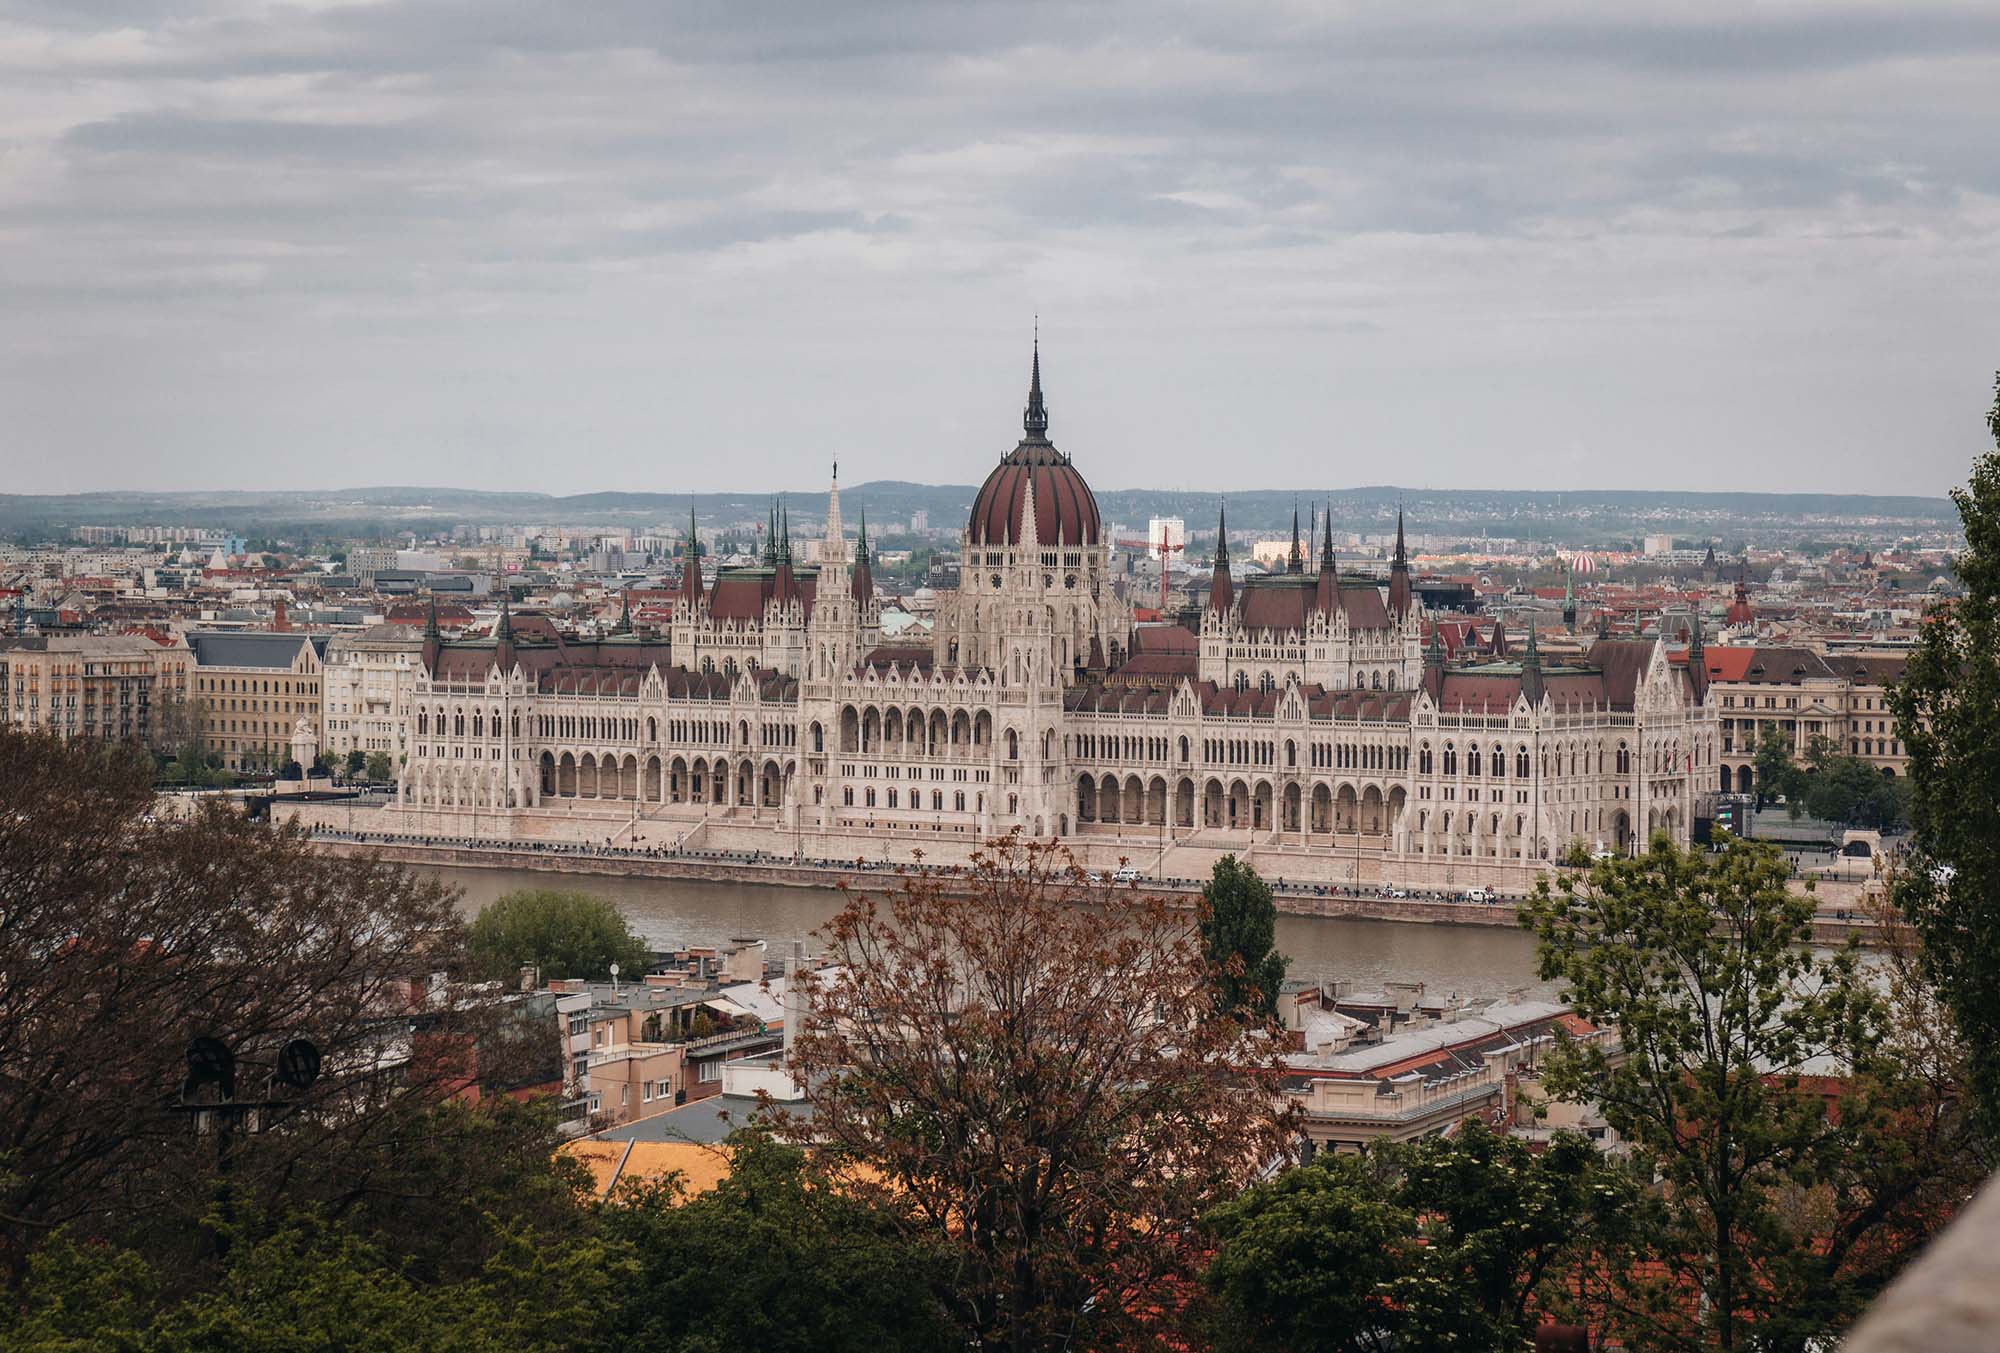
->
1023;323;1049;441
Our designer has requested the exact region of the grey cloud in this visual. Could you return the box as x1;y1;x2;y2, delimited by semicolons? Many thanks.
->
1;1;1996;497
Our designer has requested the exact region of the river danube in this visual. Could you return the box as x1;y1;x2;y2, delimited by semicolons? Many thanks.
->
425;865;1557;1001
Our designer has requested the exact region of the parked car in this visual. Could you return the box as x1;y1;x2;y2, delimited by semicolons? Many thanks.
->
1111;865;1140;883
1460;886;1494;904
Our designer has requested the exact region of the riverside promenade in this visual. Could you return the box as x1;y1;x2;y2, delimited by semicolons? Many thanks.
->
302;826;1884;945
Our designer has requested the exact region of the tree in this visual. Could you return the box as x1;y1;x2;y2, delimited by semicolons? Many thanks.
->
0;727;496;1285
1751;725;1799;809
1520;834;1959;1350
365;751;394;782
1201;1122;1640;1351
1198;854;1286;1020
778;836;1296;1352
601;1132;961;1353
1201;1151;1411;1352
1891;371;2000;1146
466;888;651;983
346;749;367;777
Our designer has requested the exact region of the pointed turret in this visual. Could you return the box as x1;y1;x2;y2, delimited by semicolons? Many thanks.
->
762;504;779;567
494;596;515;672
851;509;874;604
421;593;441;672
1208;504;1234;614
1520;624;1545;706
612;589;633;635
1288;505;1304;574
1687;608;1709;702
1562;560;1577;632
1315;501;1339;613
1388;507;1412;619
678;503;703;610
1020;457;1040;552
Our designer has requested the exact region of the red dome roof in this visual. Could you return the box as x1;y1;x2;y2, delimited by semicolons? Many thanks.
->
970;446;1100;547
966;342;1101;547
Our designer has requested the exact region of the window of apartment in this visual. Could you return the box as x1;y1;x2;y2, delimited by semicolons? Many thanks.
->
700;1060;721;1083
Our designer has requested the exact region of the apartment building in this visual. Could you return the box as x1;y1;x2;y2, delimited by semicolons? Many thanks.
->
1705;645;1910;794
187;630;328;771
0;634;192;744
321;623;423;764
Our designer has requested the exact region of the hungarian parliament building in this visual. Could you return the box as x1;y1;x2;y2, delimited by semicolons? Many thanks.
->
378;349;1716;887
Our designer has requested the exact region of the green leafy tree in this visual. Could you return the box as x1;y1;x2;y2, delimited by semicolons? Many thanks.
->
1521;835;1932;1350
1198;854;1287;1020
1202;1151;1411;1352
1201;1122;1639;1351
346;749;367;777
1892;371;2000;1146
365;751;394;782
1751;725;1800;810
601;1133;961;1353
467;888;651;983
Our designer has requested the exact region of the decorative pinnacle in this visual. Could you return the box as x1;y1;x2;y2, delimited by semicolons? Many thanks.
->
1023;323;1049;440
1214;503;1229;565
1393;507;1407;566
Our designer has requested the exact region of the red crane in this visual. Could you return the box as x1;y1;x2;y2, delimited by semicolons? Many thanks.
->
1114;534;1186;614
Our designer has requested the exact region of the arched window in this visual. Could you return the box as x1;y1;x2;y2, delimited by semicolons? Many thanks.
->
1419;743;1433;775
1234;671;1249;693
1007;729;1020;760
1179;735;1190;763
1443;744;1457;776
1468;746;1482;778
1259;672;1275;694
1616;742;1631;774
1516;747;1530;778
1285;740;1297;768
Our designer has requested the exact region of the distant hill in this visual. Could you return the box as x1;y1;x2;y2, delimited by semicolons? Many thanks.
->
0;481;1959;547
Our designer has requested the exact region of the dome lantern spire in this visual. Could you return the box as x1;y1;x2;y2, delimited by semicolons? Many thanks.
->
1023;321;1049;442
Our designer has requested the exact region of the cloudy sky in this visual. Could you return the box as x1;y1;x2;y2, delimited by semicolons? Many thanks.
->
3;1;1997;497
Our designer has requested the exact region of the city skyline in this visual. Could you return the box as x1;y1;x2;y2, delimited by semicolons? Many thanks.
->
5;2;1999;497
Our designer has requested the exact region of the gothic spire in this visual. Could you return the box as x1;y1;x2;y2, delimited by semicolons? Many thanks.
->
1289;504;1303;573
1209;503;1234;614
495;595;513;642
1393;507;1407;567
424;593;439;639
1321;501;1336;570
1023;325;1049;441
780;498;792;567
851;507;873;605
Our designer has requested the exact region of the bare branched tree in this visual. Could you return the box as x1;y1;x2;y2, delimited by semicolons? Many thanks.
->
775;834;1297;1352
0;729;554;1285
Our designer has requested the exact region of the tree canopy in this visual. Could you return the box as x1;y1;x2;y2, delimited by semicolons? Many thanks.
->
779;836;1296;1352
1892;370;2000;1147
1197;853;1287;1021
466;887;652;983
1522;834;1977;1349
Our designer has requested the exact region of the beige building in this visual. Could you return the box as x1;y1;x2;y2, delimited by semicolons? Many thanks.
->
1705;645;1910;795
187;631;327;771
322;624;423;765
0;634;192;744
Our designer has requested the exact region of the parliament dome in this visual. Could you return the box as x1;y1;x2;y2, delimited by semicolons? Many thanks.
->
966;345;1102;548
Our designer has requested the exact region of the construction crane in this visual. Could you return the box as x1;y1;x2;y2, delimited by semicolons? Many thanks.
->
1113;534;1186;615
